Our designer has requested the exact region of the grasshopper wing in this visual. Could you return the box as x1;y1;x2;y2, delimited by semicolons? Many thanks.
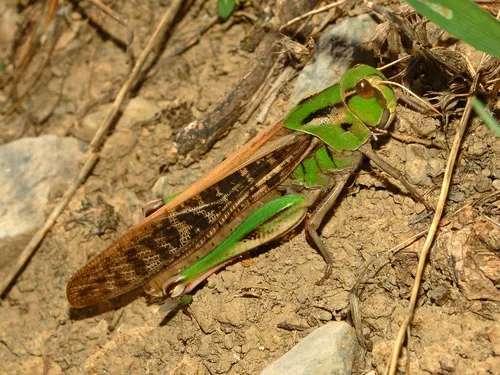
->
67;130;313;307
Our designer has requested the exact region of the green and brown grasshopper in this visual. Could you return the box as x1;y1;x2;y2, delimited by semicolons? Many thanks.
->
67;65;429;309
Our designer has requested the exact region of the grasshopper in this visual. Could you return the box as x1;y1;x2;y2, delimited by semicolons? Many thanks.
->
67;65;429;308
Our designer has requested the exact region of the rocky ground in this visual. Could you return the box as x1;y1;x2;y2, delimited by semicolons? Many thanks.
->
0;0;498;374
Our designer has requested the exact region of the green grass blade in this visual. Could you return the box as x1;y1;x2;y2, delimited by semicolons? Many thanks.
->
404;0;500;57
472;97;500;137
217;0;235;20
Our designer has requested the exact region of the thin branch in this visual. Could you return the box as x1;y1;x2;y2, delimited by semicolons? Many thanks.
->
386;73;480;375
279;0;347;33
256;66;297;123
380;80;442;116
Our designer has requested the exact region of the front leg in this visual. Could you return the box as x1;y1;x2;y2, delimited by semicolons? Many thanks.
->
304;172;353;284
359;143;433;211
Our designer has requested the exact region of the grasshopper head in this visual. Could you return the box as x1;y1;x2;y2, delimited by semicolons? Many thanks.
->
340;65;397;129
282;65;398;152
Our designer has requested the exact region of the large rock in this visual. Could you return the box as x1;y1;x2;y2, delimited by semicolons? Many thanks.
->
290;14;378;105
0;135;86;273
260;322;359;375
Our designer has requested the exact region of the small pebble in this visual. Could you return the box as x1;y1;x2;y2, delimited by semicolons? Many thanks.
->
481;168;491;177
196;98;209;112
313;308;333;322
85;319;108;340
475;176;492;193
468;140;487;156
428;284;450;306
295;292;307;304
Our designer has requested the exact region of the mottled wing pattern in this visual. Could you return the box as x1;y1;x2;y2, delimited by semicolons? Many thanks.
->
67;134;313;307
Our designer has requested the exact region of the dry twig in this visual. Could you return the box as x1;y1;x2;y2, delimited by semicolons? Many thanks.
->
279;0;347;33
256;66;297;124
386;73;481;375
87;0;135;68
4;0;61;116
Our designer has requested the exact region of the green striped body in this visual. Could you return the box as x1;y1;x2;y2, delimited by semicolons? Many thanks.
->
292;146;363;188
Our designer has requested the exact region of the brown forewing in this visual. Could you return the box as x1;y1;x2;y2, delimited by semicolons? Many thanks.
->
67;131;314;307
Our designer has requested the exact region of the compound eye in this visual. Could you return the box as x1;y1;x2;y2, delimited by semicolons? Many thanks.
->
355;79;374;99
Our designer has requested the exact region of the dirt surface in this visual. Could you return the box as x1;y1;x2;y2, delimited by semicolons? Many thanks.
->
1;1;499;374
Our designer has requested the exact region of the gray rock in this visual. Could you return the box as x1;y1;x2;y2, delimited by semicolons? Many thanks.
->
260;322;359;375
290;14;378;105
0;135;86;273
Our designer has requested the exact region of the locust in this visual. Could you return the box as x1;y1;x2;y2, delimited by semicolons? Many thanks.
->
67;65;430;309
